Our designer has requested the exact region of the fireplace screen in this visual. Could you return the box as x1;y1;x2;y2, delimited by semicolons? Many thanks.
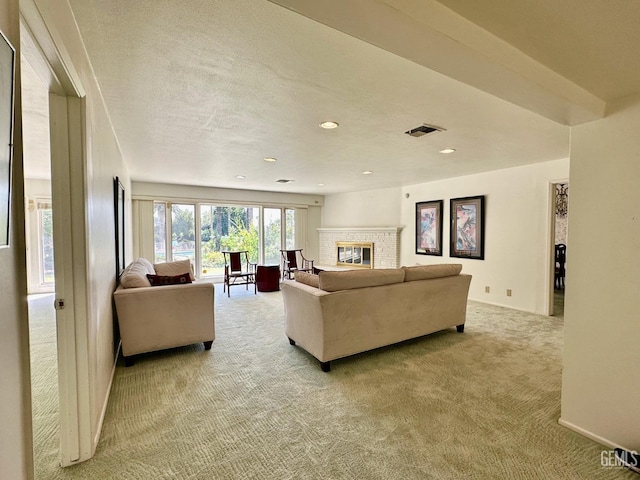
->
336;242;373;268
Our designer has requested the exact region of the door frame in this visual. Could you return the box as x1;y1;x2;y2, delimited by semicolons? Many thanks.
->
21;3;92;466
547;178;569;316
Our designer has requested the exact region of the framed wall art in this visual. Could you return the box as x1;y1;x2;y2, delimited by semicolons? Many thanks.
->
0;30;15;248
416;200;443;256
450;195;485;260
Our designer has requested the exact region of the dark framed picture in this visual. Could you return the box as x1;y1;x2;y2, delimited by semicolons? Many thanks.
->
0;30;15;248
416;200;443;256
450;195;485;260
114;176;125;277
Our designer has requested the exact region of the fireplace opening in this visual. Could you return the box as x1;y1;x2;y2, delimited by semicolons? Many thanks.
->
336;242;373;268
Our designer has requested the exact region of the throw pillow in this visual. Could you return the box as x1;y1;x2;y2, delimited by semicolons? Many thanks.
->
120;259;154;288
154;259;195;281
294;271;320;288
146;273;192;286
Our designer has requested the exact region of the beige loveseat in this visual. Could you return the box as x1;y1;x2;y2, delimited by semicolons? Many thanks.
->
281;264;471;371
113;258;215;366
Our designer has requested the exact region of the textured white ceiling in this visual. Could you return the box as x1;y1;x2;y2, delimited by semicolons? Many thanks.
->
26;0;636;194
21;57;50;181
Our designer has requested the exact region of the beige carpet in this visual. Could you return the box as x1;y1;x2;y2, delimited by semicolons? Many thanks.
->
29;286;633;479
28;293;60;477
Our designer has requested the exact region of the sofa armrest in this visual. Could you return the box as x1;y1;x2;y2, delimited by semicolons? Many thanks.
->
113;282;215;357
281;280;329;361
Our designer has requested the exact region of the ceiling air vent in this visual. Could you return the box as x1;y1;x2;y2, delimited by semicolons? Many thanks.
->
276;179;294;184
405;124;446;138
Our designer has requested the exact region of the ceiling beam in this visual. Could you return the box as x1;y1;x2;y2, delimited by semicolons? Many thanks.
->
268;0;606;125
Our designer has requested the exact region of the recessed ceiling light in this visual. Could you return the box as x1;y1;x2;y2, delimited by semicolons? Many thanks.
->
235;175;246;179
439;148;456;154
319;121;339;129
362;170;373;175
264;157;277;162
318;183;326;187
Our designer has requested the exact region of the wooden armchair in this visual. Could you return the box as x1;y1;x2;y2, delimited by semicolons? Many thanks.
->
280;249;314;280
223;251;257;297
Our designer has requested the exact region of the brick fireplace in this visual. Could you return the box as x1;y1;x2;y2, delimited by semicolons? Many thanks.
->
317;227;403;269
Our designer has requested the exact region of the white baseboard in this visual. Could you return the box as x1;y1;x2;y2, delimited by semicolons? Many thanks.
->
93;340;121;450
468;298;540;315
558;418;630;451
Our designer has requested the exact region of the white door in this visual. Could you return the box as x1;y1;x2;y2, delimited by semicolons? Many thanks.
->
50;94;92;466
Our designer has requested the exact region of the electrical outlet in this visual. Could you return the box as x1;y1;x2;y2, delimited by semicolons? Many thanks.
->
485;286;490;293
506;289;512;297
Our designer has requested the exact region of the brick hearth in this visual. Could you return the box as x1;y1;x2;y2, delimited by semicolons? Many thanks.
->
317;227;403;269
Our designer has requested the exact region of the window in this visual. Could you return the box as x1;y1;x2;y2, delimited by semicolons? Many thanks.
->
263;208;281;265
37;201;54;285
285;208;295;250
171;204;195;263
200;205;258;276
153;202;166;263
152;201;303;277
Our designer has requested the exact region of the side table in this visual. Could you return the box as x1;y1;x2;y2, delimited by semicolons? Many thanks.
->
256;265;280;292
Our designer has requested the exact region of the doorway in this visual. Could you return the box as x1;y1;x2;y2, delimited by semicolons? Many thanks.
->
551;181;569;317
21;50;60;476
21;12;93;469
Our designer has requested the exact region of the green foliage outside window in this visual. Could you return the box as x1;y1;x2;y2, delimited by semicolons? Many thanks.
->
155;202;295;276
201;206;259;274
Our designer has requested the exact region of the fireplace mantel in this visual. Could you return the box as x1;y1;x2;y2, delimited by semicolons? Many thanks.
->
317;226;403;269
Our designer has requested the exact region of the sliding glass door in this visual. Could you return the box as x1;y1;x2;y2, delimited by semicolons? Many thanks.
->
152;202;302;277
263;208;281;266
153;202;167;263
171;204;196;263
38;200;54;286
200;205;259;276
285;208;295;250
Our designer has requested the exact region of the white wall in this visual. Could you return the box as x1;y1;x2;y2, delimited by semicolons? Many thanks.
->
83;99;130;447
305;206;321;262
322;160;570;314
0;2;33;478
560;94;640;450
322;186;401;227
23;178;50;197
401;159;569;314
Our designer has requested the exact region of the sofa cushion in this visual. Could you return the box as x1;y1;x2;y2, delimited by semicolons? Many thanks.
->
294;271;320;288
154;259;195;281
120;258;155;288
318;268;405;292
146;273;192;286
402;264;462;282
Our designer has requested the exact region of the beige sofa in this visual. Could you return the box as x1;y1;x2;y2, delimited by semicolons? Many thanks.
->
113;258;215;365
281;264;471;371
